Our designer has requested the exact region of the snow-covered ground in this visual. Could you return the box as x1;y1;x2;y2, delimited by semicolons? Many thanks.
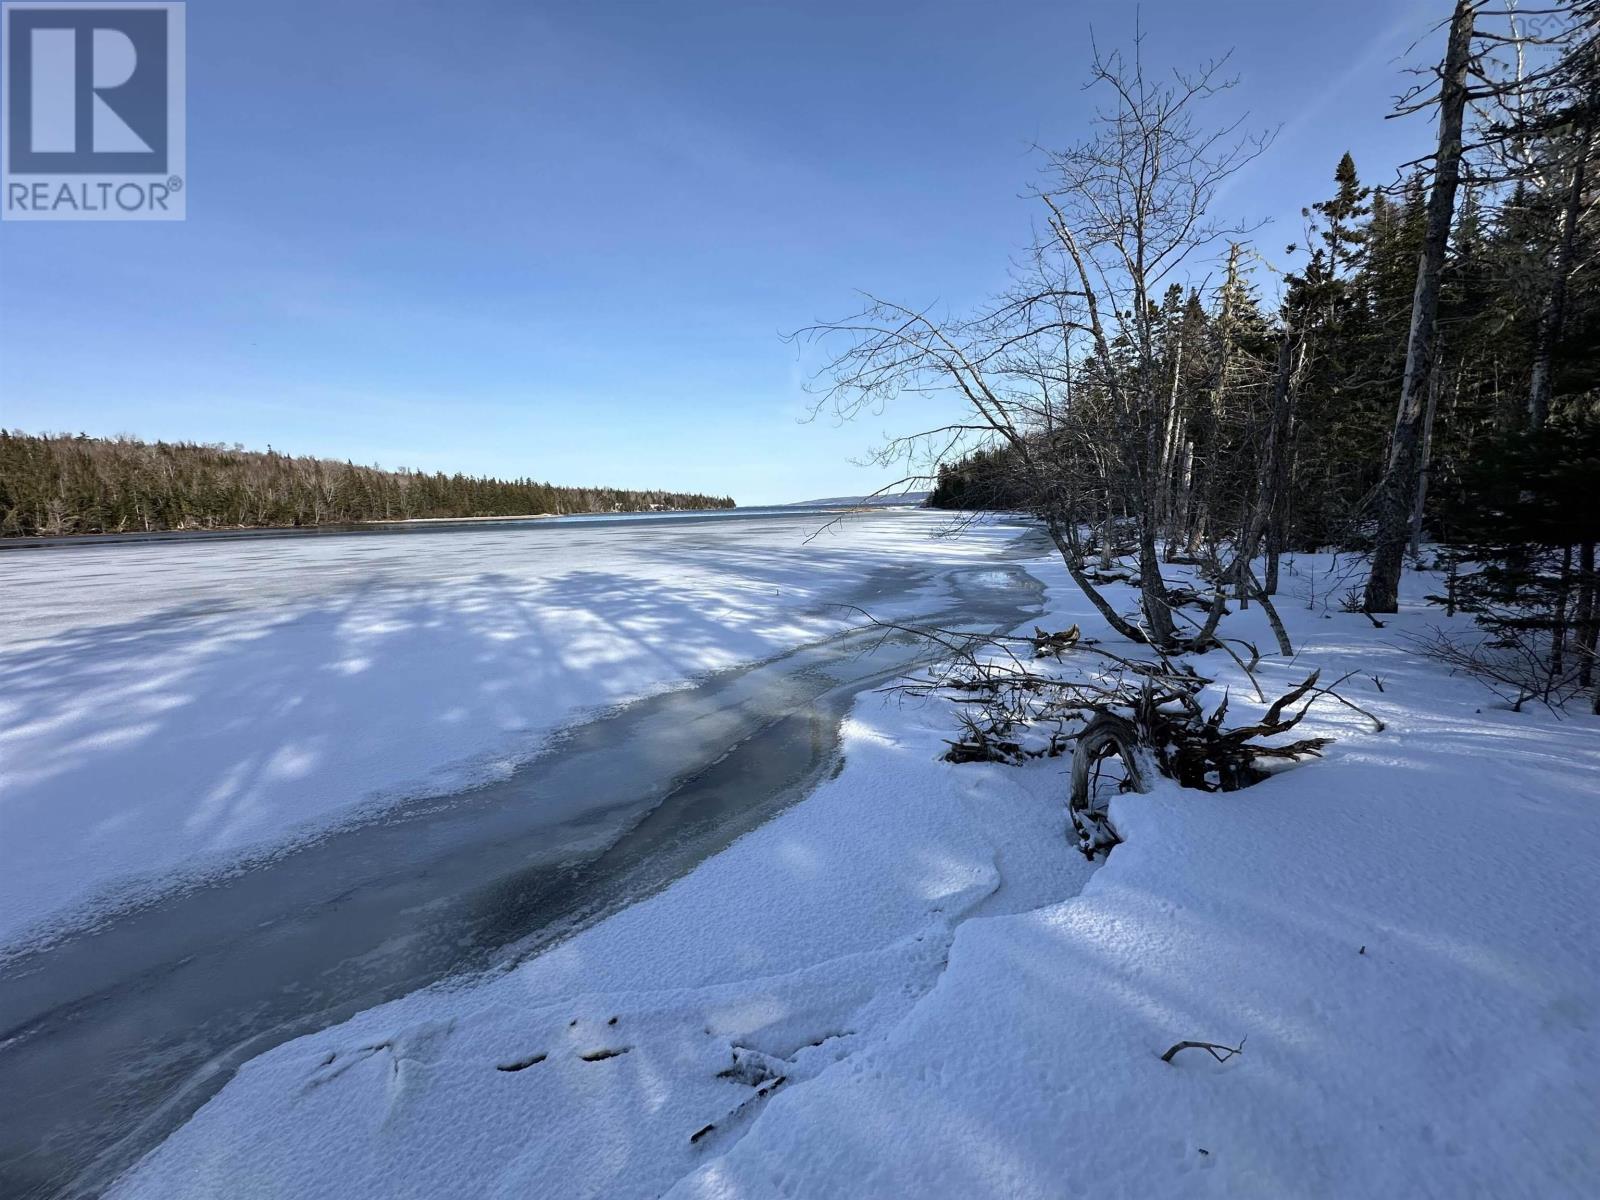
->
0;510;1029;951
111;547;1600;1199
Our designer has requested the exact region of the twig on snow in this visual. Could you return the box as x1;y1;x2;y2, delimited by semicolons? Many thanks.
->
1160;1036;1246;1064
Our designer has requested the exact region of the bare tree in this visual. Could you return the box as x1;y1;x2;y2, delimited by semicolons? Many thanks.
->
800;33;1270;651
1524;13;1600;427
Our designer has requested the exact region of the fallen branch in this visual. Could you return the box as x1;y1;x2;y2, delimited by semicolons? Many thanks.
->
1160;1037;1245;1065
1311;670;1387;733
1170;604;1265;701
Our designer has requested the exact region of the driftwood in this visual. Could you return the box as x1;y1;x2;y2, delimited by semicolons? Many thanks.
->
1031;624;1081;659
1139;671;1333;793
1068;712;1149;856
1082;567;1139;587
857;615;1353;859
1063;675;1331;856
1163;584;1222;613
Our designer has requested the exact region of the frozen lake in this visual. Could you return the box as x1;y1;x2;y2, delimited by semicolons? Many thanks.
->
0;508;1043;1197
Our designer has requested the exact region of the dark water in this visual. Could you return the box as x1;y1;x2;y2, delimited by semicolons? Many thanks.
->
0;548;1043;1199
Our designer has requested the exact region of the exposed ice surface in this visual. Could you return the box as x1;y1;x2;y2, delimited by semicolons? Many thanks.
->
0;510;1030;950
111;548;1600;1199
109;642;1090;1200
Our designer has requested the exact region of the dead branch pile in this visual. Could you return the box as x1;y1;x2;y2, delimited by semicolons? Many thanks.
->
869;613;1363;857
1133;670;1332;793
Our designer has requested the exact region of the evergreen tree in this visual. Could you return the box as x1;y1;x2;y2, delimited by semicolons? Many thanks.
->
0;432;735;537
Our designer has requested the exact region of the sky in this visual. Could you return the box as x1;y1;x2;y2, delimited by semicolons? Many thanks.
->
0;0;1449;505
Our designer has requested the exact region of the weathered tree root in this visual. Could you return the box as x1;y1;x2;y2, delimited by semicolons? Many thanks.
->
1068;712;1148;857
859;617;1355;860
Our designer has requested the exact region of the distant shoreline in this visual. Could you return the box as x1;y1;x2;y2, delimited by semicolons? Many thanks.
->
0;507;754;550
0;432;738;541
0;504;938;551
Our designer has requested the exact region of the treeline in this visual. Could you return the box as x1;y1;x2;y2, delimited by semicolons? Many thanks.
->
823;1;1599;707
0;432;735;536
929;149;1600;550
928;446;1035;511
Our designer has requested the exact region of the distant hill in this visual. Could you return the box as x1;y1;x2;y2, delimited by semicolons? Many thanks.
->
0;431;735;537
783;491;929;509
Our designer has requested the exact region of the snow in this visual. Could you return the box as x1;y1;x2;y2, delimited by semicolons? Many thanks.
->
782;493;931;509
0;510;1029;951
108;661;1089;1200
110;546;1600;1198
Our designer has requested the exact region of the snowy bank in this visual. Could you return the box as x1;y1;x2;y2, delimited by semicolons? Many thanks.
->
114;551;1600;1198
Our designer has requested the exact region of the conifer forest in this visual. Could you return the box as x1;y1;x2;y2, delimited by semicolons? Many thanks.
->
0;431;736;536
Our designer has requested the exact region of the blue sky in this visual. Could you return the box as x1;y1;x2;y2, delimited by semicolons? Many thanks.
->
1;0;1446;504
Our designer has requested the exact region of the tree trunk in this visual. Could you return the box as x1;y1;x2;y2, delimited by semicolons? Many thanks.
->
1185;245;1241;563
1549;542;1574;699
1576;540;1596;691
1139;521;1176;646
1137;330;1177;647
1409;364;1445;556
1184;503;1208;560
1265;432;1297;594
1249;569;1294;656
1262;329;1301;594
1225;322;1299;611
1168;432;1193;561
1156;333;1185;537
1363;0;1474;614
1528;115;1593;431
